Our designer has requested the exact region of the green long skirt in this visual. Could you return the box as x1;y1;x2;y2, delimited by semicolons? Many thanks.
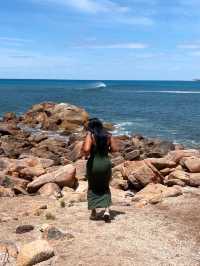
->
86;154;112;210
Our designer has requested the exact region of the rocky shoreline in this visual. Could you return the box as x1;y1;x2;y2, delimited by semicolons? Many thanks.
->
1;102;200;265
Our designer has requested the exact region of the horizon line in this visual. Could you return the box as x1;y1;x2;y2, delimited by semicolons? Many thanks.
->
0;78;193;82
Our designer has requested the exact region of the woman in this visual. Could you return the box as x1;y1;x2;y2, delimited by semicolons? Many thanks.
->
82;118;117;222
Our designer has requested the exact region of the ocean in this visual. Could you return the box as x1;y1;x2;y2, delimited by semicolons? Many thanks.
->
0;79;200;147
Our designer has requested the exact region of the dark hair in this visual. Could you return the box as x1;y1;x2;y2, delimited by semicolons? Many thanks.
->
87;118;109;154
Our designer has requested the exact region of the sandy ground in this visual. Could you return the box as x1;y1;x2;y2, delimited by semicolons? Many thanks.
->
1;187;200;266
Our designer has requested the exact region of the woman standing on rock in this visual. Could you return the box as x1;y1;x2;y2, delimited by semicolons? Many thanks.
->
82;118;117;222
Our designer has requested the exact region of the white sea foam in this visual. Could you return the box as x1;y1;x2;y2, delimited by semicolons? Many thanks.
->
93;82;107;88
112;121;134;136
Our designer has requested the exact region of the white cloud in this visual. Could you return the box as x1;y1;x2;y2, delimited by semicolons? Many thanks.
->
0;37;31;42
37;0;154;26
0;37;32;47
178;43;200;49
74;42;148;49
44;0;129;14
131;52;165;59
189;51;200;56
117;16;154;26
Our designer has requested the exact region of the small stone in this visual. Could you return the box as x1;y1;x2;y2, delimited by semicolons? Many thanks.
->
39;224;50;232
16;225;34;234
42;226;69;241
39;205;48;210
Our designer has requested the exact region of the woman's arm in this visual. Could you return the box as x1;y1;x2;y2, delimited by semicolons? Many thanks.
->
82;132;93;157
110;136;118;153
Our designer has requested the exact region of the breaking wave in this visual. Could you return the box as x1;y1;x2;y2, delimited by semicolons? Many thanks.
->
93;82;107;88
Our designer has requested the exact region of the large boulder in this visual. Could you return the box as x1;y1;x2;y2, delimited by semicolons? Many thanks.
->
27;164;76;191
0;122;18;136
16;240;54;266
124;150;140;161
20;102;89;133
132;183;182;205
111;154;125;167
73;159;86;180
188;173;200;187
0;157;47;181
38;183;61;197
149;140;175;157
122;160;163;188
0;137;32;158
166;149;200;164
146;157;176;170
180;157;200;173
67;141;83;162
167;170;190;184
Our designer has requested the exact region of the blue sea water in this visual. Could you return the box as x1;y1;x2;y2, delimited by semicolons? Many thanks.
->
0;79;200;147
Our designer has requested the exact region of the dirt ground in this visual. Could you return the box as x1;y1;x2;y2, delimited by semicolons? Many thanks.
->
1;187;200;266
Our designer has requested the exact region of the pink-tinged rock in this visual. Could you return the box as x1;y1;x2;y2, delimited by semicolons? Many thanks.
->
21;102;89;133
73;159;86;180
111;155;125;167
181;157;200;173
189;173;200;187
123;160;163;187
166;149;200;163
110;178;129;190
19;166;45;180
160;168;175;176
0;156;48;180
168;170;190;184
27;164;76;191
133;183;182;205
67;141;83;162
146;158;176;170
38;183;61;197
164;176;186;187
19;156;54;169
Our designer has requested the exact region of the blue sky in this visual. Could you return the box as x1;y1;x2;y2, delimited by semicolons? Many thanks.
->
0;0;200;80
